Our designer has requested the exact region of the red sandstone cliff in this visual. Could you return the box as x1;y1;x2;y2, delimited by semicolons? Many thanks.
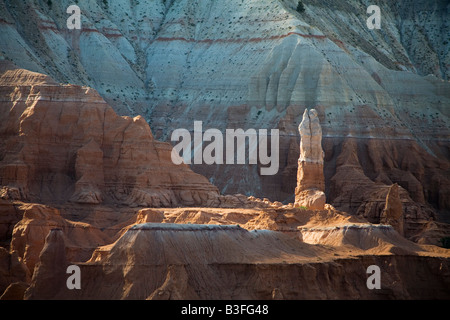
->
0;61;219;208
0;60;449;301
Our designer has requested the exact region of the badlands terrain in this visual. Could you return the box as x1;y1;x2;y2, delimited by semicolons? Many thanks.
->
0;0;449;300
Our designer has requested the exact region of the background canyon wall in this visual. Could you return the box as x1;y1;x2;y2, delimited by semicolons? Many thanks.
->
0;0;449;230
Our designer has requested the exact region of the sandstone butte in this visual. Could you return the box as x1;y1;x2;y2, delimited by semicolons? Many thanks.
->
0;60;220;208
1;0;449;247
0;62;449;300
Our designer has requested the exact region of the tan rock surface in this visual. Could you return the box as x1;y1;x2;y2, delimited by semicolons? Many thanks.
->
0;198;447;300
10;203;112;273
295;109;326;210
380;184;404;236
147;265;200;300
0;60;448;300
24;219;450;300
0;61;219;208
23;229;68;300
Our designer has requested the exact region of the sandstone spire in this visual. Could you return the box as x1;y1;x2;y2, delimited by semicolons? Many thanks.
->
295;109;326;210
380;183;404;236
298;108;324;165
24;229;68;299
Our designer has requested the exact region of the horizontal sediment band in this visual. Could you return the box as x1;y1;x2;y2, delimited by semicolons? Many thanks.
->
130;223;243;232
299;224;394;232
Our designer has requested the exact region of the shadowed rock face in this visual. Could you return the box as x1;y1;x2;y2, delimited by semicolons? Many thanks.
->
381;183;404;236
22;222;450;300
298;109;324;165
0;0;449;301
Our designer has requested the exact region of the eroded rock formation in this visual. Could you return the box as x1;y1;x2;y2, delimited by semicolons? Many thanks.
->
0;61;219;208
295;109;326;210
1;195;449;299
380;183;404;236
23;229;67;300
0;59;447;301
0;247;29;299
0;0;448;214
23;220;450;300
0;0;448;231
9;203;112;274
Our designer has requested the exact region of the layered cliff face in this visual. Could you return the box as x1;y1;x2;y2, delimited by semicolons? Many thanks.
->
0;61;219;207
0;0;449;300
0;0;448;228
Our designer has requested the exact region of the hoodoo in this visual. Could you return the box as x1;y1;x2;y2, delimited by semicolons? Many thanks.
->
295;109;326;210
0;0;449;302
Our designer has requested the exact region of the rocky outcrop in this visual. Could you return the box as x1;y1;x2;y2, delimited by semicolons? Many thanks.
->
0;0;449;301
0;199;23;247
0;281;29;300
69;140;104;204
10;203;112;274
0;198;447;300
0;247;29;298
24;229;68;300
295;109;326;210
326;137;443;240
23;221;450;300
299;224;420;255
0;0;448;225
411;221;450;247
147;264;199;300
297;109;325;166
380;184;404;236
0;61;219;208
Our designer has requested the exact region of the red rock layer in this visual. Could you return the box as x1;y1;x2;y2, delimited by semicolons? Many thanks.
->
0;61;219;207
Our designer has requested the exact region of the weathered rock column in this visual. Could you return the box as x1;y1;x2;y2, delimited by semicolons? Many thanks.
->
380;183;404;236
24;228;68;299
294;109;326;210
